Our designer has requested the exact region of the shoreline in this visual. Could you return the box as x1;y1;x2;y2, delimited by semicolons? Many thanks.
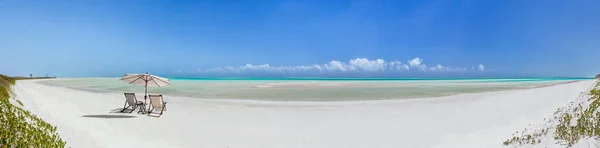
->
35;78;584;103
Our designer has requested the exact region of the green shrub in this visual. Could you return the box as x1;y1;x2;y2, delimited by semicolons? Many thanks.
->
504;80;600;147
0;74;66;147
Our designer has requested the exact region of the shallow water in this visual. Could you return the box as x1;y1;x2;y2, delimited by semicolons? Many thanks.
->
44;78;589;101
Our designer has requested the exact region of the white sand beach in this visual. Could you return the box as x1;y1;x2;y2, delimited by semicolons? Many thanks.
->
10;79;596;148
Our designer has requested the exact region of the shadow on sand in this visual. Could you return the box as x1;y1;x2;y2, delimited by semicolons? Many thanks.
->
109;108;146;114
81;114;136;119
109;108;129;113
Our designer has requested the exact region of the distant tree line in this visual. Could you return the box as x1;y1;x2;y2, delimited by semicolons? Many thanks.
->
11;75;57;80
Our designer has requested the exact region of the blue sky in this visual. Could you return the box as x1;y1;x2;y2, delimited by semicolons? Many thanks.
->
1;0;599;78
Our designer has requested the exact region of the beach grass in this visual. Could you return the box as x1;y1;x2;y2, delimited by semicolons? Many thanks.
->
503;80;600;147
0;74;66;147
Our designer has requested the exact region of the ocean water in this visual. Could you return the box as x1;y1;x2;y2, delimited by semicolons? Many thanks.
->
43;78;591;101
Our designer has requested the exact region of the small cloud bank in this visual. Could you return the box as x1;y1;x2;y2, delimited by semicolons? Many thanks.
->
200;58;485;74
478;64;486;71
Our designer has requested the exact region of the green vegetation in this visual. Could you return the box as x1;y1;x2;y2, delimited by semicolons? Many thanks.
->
11;76;57;80
503;80;600;147
0;74;66;147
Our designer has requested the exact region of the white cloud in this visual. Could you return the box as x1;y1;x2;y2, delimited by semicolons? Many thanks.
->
408;58;422;67
387;61;410;70
478;64;485;71
407;58;427;70
348;58;386;72
242;64;268;70
428;65;468;72
399;64;410;70
326;61;349;71
430;65;445;71
199;57;486;73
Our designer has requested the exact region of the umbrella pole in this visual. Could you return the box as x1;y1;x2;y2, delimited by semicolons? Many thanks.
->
144;85;147;102
144;81;148;103
144;72;148;103
144;80;148;113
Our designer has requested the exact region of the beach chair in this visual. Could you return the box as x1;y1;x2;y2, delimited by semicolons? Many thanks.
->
122;93;145;113
148;94;167;116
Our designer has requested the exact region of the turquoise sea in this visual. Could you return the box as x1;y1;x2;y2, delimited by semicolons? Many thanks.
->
44;77;592;101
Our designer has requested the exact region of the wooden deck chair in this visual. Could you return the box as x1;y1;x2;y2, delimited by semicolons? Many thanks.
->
122;93;145;113
148;94;167;116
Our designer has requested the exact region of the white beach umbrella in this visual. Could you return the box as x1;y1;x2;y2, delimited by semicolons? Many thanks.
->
119;72;170;102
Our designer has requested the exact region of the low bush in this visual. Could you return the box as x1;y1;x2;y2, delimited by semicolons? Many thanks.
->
503;80;600;147
0;74;66;147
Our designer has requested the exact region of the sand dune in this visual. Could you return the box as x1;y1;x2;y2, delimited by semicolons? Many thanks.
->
11;80;595;148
